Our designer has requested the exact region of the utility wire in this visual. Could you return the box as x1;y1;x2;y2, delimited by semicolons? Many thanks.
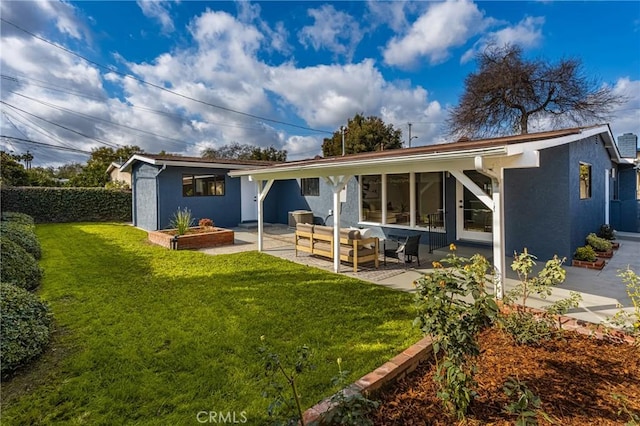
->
1;101;122;148
1;18;333;135
1;73;282;133
0;135;92;155
3;109;80;150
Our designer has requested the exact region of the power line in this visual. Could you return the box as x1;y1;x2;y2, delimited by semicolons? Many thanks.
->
1;73;285;134
3;109;80;150
1;101;121;148
1;18;333;135
1;135;92;155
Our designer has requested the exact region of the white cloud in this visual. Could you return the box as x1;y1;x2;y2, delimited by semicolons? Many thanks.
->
610;77;640;138
0;0;89;41
365;0;413;33
298;4;363;62
383;0;489;68
136;0;175;34
461;16;545;63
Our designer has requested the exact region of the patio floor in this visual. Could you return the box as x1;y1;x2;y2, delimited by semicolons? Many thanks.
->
199;225;639;325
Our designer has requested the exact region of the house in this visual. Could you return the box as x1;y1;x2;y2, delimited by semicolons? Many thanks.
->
119;154;277;230
125;125;637;294
612;133;640;232
106;162;132;188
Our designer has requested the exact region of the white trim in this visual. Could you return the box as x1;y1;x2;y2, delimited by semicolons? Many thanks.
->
121;154;263;172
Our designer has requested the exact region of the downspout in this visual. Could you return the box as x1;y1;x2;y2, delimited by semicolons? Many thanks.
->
154;163;167;230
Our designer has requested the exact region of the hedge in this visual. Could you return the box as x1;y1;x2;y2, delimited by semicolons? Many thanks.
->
0;187;131;223
0;238;43;291
1;211;35;228
0;221;42;259
0;282;52;376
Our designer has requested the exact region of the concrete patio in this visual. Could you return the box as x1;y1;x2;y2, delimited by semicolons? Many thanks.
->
200;225;639;325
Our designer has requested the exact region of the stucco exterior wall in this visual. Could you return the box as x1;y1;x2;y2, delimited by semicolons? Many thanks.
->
155;167;242;230
613;163;640;232
133;162;159;230
504;145;572;260
568;135;614;253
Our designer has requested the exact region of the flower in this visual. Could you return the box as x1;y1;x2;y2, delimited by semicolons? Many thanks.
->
432;261;443;269
449;243;457;252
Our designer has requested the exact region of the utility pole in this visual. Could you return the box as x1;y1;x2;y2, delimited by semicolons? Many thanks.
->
407;122;417;148
341;126;346;156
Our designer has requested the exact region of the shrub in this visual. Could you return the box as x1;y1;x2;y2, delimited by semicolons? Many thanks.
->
0;282;52;376
198;218;214;228
0;238;43;290
586;233;612;252
0;187;131;223
170;207;194;235
500;310;554;345
1;211;35;228
573;246;597;262
598;224;616;240
0;221;42;259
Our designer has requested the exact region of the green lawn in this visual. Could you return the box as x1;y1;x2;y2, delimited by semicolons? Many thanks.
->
1;223;420;424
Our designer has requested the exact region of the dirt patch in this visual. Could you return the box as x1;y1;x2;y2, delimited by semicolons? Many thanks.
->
372;327;640;425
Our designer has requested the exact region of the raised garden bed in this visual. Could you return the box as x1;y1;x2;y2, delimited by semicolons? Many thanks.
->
304;313;638;425
147;226;234;250
572;258;606;270
595;249;614;258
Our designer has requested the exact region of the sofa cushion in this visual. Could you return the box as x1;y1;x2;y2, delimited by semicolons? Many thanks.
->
313;225;333;236
341;229;361;240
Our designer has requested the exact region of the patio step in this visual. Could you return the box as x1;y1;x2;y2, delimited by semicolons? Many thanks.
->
616;231;640;242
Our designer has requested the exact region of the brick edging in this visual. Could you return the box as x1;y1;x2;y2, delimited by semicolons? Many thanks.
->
302;309;636;424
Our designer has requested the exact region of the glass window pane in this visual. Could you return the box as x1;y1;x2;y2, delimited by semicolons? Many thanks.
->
387;173;410;224
416;172;444;228
361;175;381;222
579;163;591;199
182;175;194;197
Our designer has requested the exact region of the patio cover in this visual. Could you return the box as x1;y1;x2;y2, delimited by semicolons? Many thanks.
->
229;125;618;298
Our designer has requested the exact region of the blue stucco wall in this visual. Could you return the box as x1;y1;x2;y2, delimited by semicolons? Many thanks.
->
567;135;614;253
504;135;614;261
155;166;242;230
505;145;572;260
133;162;159;230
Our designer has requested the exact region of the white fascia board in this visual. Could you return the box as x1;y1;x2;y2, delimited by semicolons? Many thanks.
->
506;125;612;156
120;154;260;172
228;146;507;180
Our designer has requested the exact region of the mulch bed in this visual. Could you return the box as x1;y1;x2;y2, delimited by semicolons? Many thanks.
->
372;327;640;425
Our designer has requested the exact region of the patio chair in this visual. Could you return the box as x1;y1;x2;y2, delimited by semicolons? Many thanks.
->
384;234;421;265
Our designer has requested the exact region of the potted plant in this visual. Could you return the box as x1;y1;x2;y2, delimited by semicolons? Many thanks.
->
597;224;619;249
572;245;605;270
585;233;614;258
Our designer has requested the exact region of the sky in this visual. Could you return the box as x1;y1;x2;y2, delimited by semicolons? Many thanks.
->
1;0;639;167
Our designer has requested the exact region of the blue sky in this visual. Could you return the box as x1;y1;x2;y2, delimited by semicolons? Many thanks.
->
1;0;639;167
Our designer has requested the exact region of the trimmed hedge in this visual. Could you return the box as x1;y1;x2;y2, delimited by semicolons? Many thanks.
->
0;187;131;223
0;221;42;259
0;238;42;290
0;283;52;376
1;211;35;228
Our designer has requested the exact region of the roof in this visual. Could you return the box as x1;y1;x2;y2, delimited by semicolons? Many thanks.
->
106;162;122;174
228;124;620;180
120;154;279;172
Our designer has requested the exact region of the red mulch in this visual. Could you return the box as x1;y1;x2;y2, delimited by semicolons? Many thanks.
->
372;327;640;425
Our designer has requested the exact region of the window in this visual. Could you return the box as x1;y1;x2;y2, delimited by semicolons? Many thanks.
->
579;163;591;199
387;173;410;224
300;178;319;196
416;172;444;227
182;174;225;197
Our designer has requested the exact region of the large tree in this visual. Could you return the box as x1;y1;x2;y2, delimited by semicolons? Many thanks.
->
448;44;621;137
70;145;142;187
0;151;29;186
322;114;403;157
201;142;287;162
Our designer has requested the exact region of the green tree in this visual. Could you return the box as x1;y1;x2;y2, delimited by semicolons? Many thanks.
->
26;167;57;187
448;44;621;137
322;114;403;157
70;146;142;187
201;142;286;162
0;151;29;186
54;163;84;180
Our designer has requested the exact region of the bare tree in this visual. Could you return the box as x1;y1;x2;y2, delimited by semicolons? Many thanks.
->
448;45;622;137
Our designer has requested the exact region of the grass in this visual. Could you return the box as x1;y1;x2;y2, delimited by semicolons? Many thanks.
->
1;223;420;425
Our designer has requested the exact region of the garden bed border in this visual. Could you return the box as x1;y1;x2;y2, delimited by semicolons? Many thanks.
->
302;309;636;424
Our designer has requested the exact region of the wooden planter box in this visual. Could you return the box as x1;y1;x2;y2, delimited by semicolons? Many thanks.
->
611;242;620;250
148;227;234;250
572;258;605;270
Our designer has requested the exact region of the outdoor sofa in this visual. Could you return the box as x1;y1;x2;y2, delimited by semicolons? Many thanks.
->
294;223;380;272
